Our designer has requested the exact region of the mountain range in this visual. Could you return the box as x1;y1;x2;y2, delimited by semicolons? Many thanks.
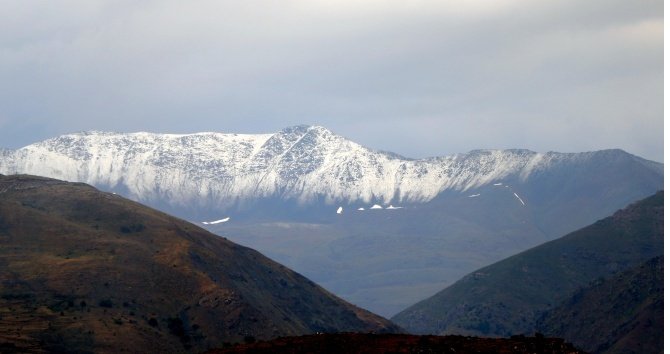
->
0;125;661;220
0;174;399;353
0;125;663;316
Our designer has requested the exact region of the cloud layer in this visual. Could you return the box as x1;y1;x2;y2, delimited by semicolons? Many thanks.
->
0;0;663;161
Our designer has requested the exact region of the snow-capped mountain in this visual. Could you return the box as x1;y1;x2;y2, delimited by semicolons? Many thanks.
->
0;125;659;219
0;125;664;316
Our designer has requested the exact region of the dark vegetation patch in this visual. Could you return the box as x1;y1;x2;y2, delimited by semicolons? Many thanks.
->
119;223;145;233
167;317;188;340
98;299;113;308
1;293;34;301
148;317;159;327
38;327;95;354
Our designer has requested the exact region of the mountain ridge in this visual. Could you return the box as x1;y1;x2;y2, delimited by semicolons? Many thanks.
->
0;125;661;220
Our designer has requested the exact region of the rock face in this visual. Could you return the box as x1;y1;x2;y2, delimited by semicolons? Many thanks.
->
0;174;400;353
392;192;663;339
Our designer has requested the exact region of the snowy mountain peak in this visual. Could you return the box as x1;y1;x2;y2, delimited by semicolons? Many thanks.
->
0;127;659;216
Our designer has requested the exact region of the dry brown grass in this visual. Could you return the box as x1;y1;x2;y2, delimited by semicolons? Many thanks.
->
0;175;400;353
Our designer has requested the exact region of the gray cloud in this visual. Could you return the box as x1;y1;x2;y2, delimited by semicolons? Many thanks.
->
0;0;663;161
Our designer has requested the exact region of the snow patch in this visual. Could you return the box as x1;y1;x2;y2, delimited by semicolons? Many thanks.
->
203;217;230;225
468;194;480;198
336;206;343;214
513;193;526;206
493;183;502;186
370;204;383;209
357;207;365;211
386;205;403;209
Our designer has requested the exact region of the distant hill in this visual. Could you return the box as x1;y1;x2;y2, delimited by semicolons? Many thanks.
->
0;126;663;316
207;333;585;354
537;256;663;354
392;192;663;338
0;175;400;353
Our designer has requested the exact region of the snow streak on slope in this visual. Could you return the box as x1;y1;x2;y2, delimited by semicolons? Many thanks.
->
0;125;634;212
202;217;230;225
513;193;526;206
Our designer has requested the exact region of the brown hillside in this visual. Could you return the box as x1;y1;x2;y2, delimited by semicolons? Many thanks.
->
208;333;585;354
393;191;663;337
0;175;400;353
537;256;663;353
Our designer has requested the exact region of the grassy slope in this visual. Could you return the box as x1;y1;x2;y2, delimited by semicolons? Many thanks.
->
0;175;400;353
392;191;663;337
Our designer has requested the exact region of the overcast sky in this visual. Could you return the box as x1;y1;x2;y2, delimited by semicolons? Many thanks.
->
0;0;664;161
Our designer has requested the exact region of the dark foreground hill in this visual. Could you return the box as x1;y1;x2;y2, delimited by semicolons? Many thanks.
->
0;175;400;353
392;191;663;339
537;256;663;354
208;333;585;354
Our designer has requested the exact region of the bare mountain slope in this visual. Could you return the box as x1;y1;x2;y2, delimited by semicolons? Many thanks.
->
538;256;663;353
0;174;399;353
392;192;663;339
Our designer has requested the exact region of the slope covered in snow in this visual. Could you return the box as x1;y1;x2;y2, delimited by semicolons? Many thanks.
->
0;125;661;217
